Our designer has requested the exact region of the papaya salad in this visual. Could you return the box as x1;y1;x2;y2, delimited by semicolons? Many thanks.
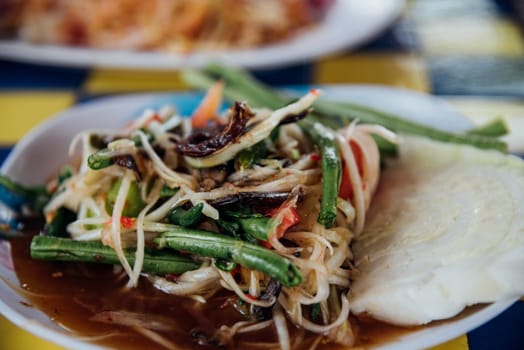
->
28;86;395;348
1;65;509;350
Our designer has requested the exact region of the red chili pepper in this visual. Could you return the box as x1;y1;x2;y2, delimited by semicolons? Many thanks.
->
104;217;136;229
120;217;136;229
310;153;321;161
246;294;259;301
165;273;180;282
259;240;272;249
230;265;241;278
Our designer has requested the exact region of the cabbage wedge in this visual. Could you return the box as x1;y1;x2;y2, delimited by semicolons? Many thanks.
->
349;137;524;325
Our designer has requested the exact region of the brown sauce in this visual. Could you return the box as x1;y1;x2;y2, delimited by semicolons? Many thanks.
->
11;234;247;350
9;230;475;350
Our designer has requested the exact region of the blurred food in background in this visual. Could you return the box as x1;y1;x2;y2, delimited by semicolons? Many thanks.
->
0;0;333;52
0;0;24;37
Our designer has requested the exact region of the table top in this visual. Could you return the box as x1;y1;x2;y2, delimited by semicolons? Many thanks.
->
1;0;524;349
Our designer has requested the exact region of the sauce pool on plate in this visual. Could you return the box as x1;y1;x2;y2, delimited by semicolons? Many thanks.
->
10;230;418;350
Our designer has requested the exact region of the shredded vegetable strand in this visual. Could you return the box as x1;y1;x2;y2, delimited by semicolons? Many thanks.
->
148;267;220;297
237;320;273;334
300;295;350;333
145;188;185;222
336;131;366;235
129;180;162;287
110;170;134;278
217;269;275;307
357;124;400;143
273;304;291;350
134;130;197;189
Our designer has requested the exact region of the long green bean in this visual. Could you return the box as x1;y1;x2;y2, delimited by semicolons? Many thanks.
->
0;174;49;212
182;64;507;152
467;118;508;137
299;120;341;227
44;207;76;237
154;227;303;287
0;174;37;196
205;63;286;109
31;236;199;275
237;216;274;241
312;100;507;152
182;69;260;106
87;148;115;170
168;203;204;227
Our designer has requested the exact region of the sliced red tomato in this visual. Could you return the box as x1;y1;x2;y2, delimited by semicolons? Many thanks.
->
273;206;300;240
261;201;300;248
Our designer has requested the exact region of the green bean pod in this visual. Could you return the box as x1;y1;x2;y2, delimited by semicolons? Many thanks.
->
237;216;274;241
87;148;115;170
313;99;507;152
182;64;508;152
214;259;237;272
467;118;508;137
300;120;341;228
155;227;303;287
31;236;199;275
44;207;76;237
168;203;204;227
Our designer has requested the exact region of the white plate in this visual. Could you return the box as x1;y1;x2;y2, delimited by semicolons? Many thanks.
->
0;0;405;69
0;86;515;350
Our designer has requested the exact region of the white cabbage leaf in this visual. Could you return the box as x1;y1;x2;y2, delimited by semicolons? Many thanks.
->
349;137;524;325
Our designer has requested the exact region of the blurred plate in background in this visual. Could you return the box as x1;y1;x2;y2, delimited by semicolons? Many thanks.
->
0;0;405;69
